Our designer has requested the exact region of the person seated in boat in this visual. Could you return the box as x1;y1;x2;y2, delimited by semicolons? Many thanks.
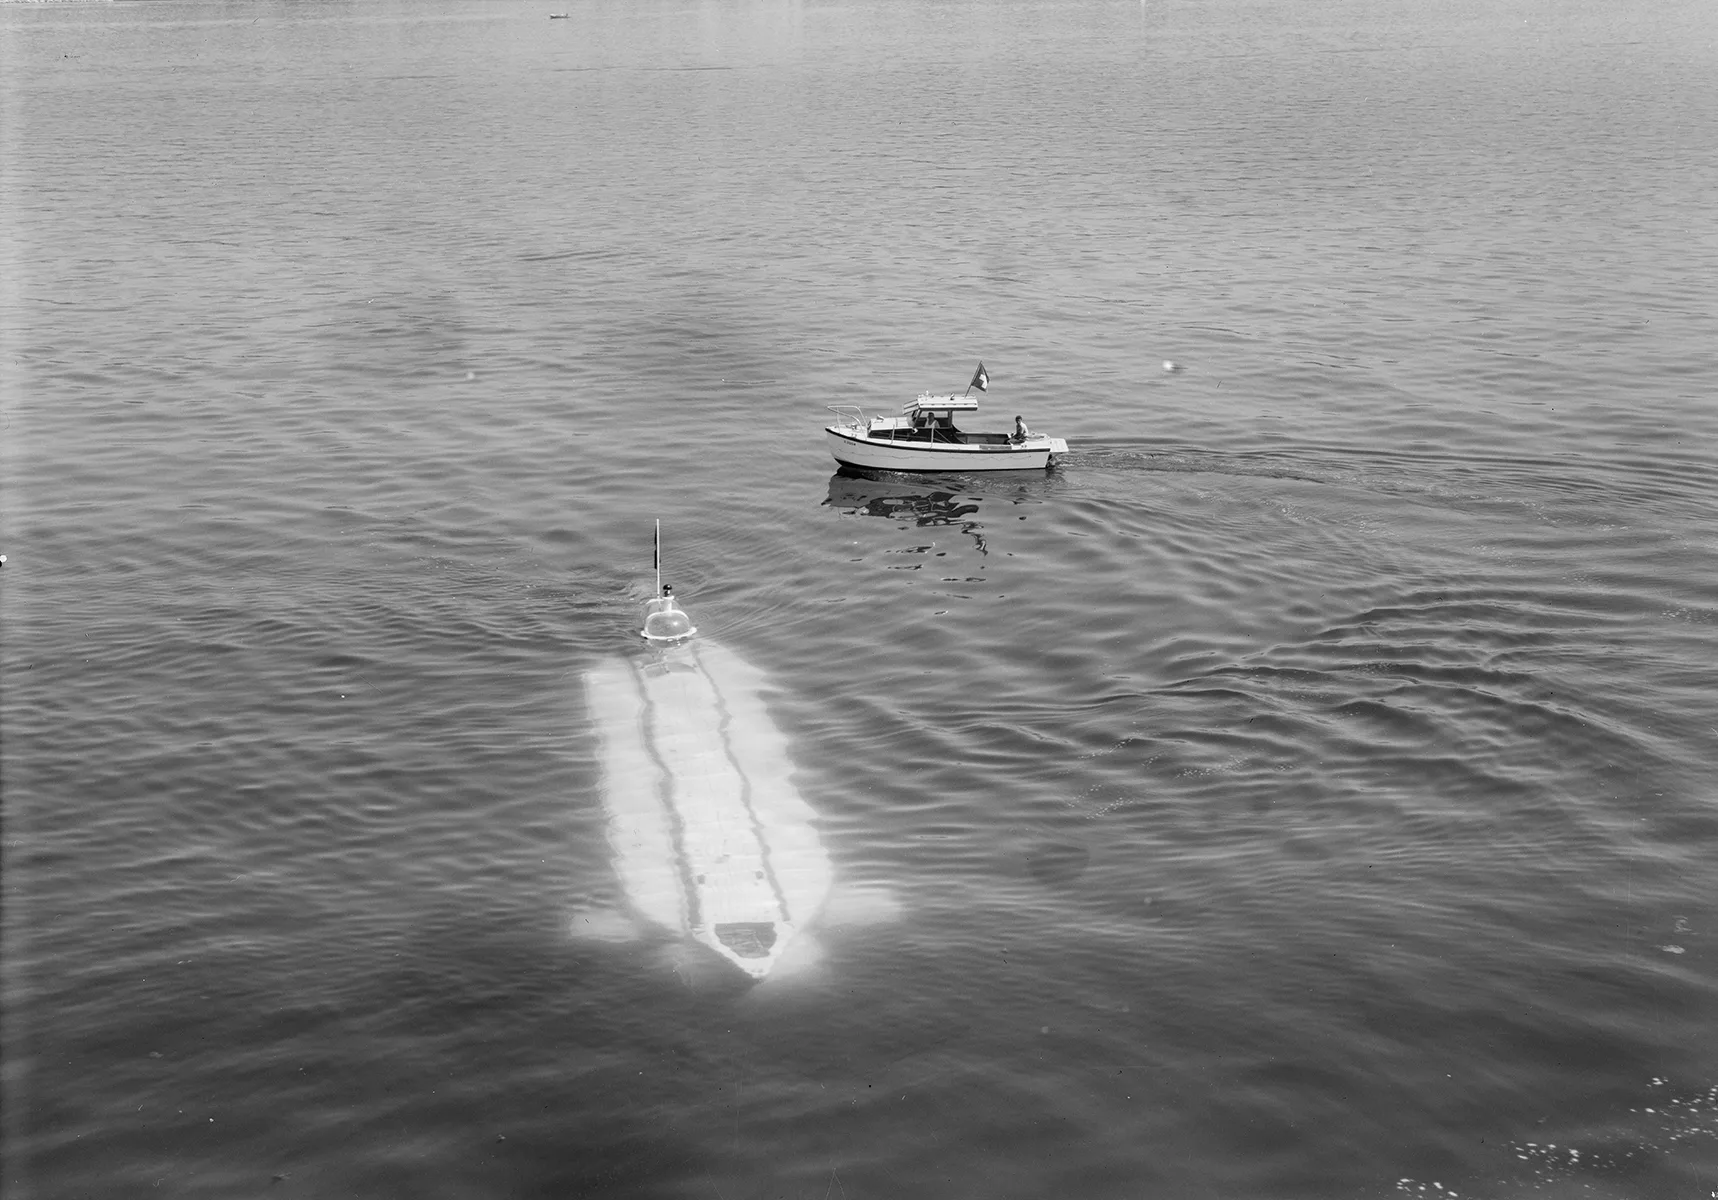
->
645;585;678;614
1011;415;1032;443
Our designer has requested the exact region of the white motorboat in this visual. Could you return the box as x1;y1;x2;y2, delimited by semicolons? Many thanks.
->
826;392;1068;473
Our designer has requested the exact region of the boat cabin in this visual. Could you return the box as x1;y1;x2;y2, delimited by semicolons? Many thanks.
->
906;394;980;418
859;393;1017;445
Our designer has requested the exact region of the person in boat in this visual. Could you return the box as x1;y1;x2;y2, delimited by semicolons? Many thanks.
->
1012;415;1032;443
645;585;678;615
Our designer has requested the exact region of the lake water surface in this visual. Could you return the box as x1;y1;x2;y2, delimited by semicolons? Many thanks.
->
4;0;1717;1196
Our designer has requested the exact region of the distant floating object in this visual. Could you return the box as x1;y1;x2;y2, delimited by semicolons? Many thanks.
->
1162;361;1178;373
549;12;568;17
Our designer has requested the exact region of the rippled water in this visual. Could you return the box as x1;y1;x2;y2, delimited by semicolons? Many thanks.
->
4;0;1717;1197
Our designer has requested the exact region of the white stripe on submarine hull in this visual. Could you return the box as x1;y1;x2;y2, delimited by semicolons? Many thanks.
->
582;640;833;981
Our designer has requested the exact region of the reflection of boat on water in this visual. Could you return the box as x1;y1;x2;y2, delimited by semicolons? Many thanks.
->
824;371;1067;473
824;474;1004;553
824;474;981;526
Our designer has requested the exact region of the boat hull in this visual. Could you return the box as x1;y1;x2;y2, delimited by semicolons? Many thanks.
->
826;426;1065;472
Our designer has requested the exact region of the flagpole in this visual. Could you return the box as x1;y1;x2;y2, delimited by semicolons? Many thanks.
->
654;519;661;597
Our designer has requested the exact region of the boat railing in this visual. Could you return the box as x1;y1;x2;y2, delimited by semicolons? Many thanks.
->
827;404;868;430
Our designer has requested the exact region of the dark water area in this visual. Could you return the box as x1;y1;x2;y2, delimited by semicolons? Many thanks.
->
4;0;1717;1196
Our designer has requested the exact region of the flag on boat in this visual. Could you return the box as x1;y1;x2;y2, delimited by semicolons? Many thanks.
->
969;363;988;392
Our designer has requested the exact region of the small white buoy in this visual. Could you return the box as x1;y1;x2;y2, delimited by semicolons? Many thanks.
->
1162;361;1177;373
465;371;476;381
